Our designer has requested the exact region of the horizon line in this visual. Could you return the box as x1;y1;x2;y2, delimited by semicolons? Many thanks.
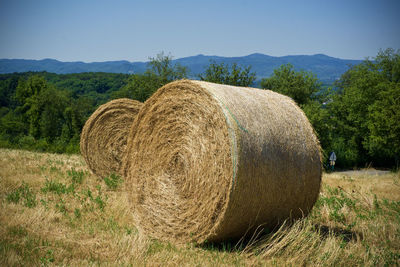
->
0;52;366;64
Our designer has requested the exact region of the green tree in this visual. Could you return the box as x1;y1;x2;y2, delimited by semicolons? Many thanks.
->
330;48;400;167
329;61;378;166
38;87;68;141
0;110;26;141
15;75;49;138
114;52;188;102
112;74;163;102
62;96;94;142
147;52;188;83
13;75;68;142
367;84;400;164
302;101;332;155
260;64;323;106
0;75;19;108
199;61;256;86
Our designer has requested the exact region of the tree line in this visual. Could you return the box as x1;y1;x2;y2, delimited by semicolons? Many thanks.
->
0;49;398;169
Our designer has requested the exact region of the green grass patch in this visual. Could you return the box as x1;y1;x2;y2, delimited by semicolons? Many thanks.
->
67;168;86;184
103;173;122;190
6;182;37;208
41;179;74;195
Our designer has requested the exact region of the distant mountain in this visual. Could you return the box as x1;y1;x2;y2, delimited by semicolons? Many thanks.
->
0;58;145;75
174;53;362;84
0;54;362;84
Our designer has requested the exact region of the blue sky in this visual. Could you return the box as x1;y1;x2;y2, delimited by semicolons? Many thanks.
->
0;0;399;62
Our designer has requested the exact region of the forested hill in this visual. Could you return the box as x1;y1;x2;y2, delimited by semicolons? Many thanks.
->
0;72;132;154
0;54;362;84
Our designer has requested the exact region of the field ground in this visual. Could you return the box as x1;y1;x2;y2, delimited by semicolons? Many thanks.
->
1;148;399;266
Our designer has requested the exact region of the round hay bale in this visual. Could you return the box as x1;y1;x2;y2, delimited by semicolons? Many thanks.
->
123;80;322;243
80;98;143;178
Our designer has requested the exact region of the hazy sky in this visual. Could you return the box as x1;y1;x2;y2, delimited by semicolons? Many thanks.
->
0;0;399;62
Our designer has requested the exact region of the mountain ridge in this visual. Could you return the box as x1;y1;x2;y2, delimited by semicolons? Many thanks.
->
0;53;362;84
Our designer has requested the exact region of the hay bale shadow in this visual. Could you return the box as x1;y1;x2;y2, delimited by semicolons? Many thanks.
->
198;222;363;253
199;224;283;253
315;224;363;242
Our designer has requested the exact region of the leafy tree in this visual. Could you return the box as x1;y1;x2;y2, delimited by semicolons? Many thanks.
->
199;61;256;86
38;87;68;141
114;52;188;102
330;48;400;167
12;75;68;141
0;75;19;108
146;52;188;83
302;101;332;155
112;74;163;102
260;63;324;106
0;110;26;141
367;84;400;163
329;61;378;166
15;75;49;138
62;96;94;142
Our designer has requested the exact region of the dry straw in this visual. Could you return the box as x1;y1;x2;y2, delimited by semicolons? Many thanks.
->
81;98;142;178
123;80;322;243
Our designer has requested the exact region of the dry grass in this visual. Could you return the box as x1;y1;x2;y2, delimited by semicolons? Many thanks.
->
1;148;399;266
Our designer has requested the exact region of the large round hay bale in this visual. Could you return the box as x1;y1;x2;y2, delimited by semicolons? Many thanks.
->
80;98;142;178
123;80;322;243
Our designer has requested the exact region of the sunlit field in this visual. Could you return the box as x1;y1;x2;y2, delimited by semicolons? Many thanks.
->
1;148;399;266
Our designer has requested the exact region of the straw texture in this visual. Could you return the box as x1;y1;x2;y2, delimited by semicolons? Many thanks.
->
80;98;142;178
123;80;322;243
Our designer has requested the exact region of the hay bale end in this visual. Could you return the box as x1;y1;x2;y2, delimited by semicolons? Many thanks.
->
81;98;142;178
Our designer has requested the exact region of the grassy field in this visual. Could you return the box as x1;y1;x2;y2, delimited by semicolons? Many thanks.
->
1;148;399;266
